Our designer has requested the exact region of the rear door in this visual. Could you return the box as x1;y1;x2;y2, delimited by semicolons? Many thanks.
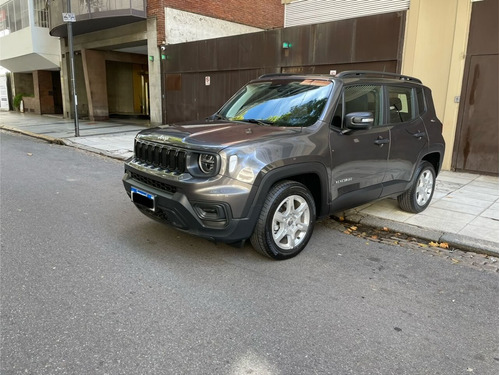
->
329;84;390;211
382;85;428;196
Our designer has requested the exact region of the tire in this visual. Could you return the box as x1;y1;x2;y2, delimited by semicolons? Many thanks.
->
398;161;436;213
250;180;316;260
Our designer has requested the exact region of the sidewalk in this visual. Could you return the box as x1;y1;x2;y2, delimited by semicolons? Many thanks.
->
0;111;144;160
1;111;498;256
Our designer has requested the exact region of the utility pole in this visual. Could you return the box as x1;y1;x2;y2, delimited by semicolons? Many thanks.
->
63;7;79;137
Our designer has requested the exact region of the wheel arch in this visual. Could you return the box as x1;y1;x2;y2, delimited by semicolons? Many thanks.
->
421;151;442;176
242;162;329;230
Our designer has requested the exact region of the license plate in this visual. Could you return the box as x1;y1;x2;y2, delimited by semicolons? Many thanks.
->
131;187;156;211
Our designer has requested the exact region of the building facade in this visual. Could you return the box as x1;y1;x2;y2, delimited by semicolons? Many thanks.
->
0;0;63;114
159;0;498;175
44;0;283;124
1;0;496;175
284;0;498;174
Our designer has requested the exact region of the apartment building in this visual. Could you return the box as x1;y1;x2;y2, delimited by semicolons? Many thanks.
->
1;0;496;175
0;0;62;114
43;0;283;124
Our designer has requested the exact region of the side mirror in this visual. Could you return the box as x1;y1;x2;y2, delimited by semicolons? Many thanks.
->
345;112;374;130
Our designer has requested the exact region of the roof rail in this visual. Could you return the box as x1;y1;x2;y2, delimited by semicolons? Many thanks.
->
336;70;422;84
258;73;333;79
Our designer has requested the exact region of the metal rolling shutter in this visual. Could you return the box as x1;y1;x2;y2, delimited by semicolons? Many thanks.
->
285;0;410;27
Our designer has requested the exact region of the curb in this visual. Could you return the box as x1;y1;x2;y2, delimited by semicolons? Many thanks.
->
61;139;131;161
344;212;499;257
1;125;131;161
0;125;64;145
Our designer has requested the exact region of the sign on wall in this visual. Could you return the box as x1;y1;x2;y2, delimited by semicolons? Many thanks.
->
0;74;9;111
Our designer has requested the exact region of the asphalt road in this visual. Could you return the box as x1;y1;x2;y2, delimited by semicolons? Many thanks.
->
1;131;498;375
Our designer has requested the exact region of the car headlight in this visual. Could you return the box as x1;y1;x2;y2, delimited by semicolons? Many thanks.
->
199;154;216;174
186;152;220;177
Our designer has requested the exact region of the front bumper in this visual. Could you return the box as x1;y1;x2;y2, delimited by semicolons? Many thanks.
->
122;167;256;243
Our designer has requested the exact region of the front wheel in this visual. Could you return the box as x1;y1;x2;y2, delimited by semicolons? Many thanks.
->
250;181;316;260
398;161;436;213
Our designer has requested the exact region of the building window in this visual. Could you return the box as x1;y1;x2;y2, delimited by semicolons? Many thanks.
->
0;0;31;37
33;0;48;27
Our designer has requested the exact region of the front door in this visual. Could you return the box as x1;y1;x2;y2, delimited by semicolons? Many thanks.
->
453;54;499;174
452;0;498;174
329;84;389;211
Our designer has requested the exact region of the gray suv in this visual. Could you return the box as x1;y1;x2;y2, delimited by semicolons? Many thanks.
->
123;71;445;260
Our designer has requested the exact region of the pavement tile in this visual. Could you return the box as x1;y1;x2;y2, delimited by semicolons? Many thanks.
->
468;215;500;229
357;199;416;221
437;194;495;209
447;189;498;203
404;214;469;233
430;199;488;215
458;185;499;197
459;223;499;244
437;171;477;184
467;180;499;189
480;203;499;220
412;206;476;222
431;190;449;201
475;175;499;183
435;180;464;194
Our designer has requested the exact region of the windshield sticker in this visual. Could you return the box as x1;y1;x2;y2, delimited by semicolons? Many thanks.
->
300;79;331;86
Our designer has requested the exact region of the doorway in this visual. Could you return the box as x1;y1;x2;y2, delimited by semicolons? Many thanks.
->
453;0;499;174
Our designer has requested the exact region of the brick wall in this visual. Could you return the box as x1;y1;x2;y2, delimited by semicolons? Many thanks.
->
148;0;284;46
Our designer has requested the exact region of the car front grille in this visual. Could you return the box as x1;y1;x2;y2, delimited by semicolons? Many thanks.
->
134;140;187;173
130;172;177;194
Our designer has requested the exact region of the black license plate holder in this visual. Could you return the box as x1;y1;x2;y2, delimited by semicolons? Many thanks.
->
131;186;156;211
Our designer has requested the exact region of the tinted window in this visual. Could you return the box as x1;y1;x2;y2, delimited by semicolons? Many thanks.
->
332;85;382;128
416;87;426;115
387;86;416;124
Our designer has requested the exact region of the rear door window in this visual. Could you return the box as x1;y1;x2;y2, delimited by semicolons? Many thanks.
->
386;86;416;124
416;87;426;115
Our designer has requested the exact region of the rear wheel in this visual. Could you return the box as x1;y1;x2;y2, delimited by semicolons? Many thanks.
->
250;180;316;260
398;161;436;213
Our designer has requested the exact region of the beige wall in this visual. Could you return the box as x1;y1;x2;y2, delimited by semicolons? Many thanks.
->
402;0;472;170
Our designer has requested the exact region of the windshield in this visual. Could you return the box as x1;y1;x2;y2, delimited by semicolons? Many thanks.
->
218;79;333;127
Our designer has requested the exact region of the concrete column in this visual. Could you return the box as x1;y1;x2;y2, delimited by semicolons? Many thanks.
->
147;17;162;125
60;38;71;118
31;71;41;114
81;49;109;121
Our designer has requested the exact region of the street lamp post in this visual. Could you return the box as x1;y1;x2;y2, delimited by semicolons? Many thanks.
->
63;5;79;137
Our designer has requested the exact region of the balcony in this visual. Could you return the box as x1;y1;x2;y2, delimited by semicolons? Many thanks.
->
49;0;146;37
0;0;60;72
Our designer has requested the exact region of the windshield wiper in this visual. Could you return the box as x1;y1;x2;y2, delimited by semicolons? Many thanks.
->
239;119;275;126
207;113;228;121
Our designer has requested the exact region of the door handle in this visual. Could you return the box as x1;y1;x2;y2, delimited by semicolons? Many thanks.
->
412;131;426;139
374;137;390;146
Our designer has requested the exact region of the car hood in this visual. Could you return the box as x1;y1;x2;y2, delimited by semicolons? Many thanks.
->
135;120;303;152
